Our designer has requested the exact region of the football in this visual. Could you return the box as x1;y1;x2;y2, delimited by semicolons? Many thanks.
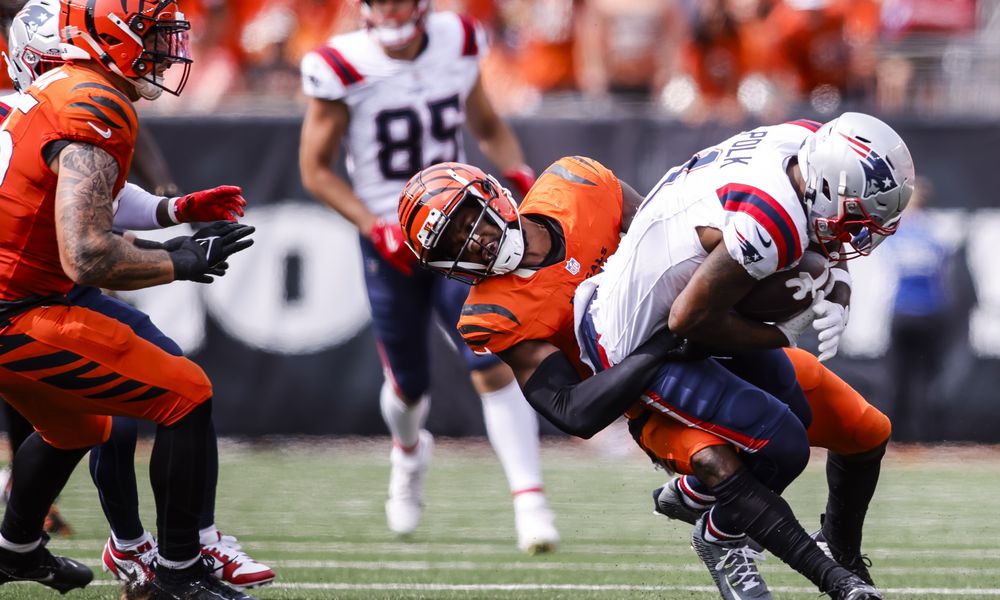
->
735;250;830;322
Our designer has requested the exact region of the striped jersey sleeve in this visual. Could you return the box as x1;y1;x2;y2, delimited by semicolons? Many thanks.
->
719;183;803;279
301;43;364;100
54;81;138;176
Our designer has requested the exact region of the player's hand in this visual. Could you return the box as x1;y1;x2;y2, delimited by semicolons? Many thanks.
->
775;290;826;347
171;185;246;223
812;297;849;362
502;165;535;198
167;221;255;283
369;217;416;276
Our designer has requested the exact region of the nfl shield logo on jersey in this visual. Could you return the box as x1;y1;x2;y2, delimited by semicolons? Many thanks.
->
565;258;581;275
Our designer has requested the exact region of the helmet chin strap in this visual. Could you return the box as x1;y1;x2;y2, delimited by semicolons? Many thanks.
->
371;22;420;50
132;76;162;100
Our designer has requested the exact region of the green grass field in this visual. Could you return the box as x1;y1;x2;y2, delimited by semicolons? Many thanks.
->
3;433;999;599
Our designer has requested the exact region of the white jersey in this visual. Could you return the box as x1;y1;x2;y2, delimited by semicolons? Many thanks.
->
300;12;486;220
574;119;821;368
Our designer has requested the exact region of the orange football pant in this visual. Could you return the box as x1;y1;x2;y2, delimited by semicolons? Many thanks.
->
0;304;212;450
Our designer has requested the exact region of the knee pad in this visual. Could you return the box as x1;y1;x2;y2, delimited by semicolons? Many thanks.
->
744;412;810;493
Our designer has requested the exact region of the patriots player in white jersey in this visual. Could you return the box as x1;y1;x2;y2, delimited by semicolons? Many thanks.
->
573;113;913;600
298;0;558;552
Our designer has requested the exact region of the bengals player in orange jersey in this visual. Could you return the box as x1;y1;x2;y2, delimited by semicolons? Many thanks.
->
0;1;256;599
399;157;889;599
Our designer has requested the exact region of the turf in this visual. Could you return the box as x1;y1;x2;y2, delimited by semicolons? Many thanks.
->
2;433;999;599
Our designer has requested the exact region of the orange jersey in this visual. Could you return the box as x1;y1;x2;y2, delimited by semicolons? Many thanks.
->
458;156;622;367
0;64;138;301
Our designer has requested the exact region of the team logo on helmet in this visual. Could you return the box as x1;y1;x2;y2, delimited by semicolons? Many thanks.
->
840;133;898;199
19;4;52;35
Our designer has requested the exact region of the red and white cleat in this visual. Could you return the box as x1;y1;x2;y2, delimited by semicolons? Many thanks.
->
102;535;157;585
201;531;275;589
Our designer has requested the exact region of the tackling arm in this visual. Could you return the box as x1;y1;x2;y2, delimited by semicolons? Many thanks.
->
501;331;687;439
53;143;175;289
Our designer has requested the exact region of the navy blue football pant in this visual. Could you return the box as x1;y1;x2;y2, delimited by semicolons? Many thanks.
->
578;300;811;494
71;286;217;540
360;236;500;401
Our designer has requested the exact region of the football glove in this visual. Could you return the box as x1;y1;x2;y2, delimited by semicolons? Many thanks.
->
502;165;536;198
170;185;246;224
774;290;826;348
167;221;255;283
369;217;415;276
812;297;849;361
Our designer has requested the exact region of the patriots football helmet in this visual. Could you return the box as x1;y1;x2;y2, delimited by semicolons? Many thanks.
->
798;112;915;260
4;0;63;92
59;0;191;100
399;162;524;285
360;0;430;51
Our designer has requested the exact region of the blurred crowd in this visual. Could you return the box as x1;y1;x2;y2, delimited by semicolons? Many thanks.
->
1;0;997;119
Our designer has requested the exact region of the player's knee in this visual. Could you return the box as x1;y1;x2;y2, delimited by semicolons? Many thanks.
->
393;372;429;403
853;404;892;453
690;445;742;488
754;414;810;493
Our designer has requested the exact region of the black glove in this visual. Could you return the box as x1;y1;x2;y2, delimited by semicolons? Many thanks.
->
167;221;255;283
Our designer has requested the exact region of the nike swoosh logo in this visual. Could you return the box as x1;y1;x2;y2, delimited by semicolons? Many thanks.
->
197;235;220;258
755;226;773;248
87;121;112;139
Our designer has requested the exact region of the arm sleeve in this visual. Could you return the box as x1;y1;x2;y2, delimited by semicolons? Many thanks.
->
521;329;685;439
112;183;165;230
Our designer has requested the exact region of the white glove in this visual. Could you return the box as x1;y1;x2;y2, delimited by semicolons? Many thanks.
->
812;297;849;362
783;263;832;301
774;290;825;348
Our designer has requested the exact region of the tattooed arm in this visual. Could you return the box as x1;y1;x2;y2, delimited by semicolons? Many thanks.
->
53;142;176;290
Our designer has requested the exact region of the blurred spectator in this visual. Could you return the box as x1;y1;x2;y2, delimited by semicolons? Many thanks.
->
762;0;881;115
883;178;954;441
574;0;682;103
478;0;578;114
876;0;978;114
661;0;760;123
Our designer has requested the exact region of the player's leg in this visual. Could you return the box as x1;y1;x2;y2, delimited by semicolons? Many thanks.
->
69;287;273;589
787;348;891;585
433;276;558;554
0;303;253;598
361;239;436;535
634;412;876;600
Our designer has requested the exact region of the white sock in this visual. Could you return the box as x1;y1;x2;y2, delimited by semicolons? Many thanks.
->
198;525;219;546
0;533;40;553
480;378;544;494
156;554;200;570
379;379;429;452
112;530;154;551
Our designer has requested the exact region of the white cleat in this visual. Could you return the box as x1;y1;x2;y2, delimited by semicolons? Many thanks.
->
385;430;433;536
514;492;559;555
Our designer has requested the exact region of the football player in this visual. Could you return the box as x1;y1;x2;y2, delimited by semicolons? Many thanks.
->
0;1;257;598
298;0;558;552
0;0;275;591
574;114;910;599
399;113;911;600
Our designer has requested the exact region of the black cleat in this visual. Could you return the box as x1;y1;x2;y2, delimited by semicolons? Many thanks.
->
812;528;874;585
827;574;883;600
0;535;93;594
148;557;258;600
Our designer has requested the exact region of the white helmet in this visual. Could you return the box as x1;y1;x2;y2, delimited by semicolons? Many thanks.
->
797;112;915;259
4;0;63;92
359;0;430;51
